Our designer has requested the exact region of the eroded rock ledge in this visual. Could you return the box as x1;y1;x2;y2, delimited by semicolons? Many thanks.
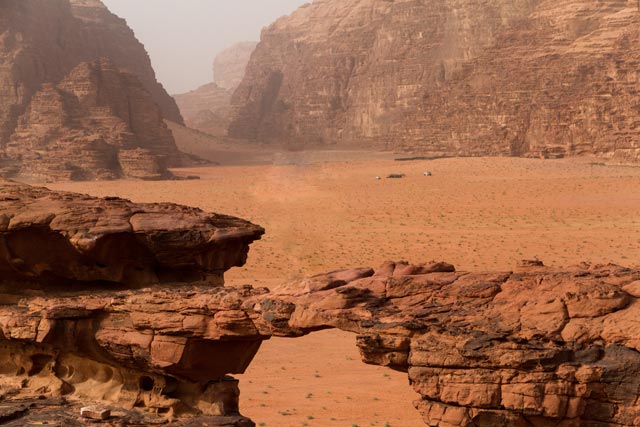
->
2;184;640;426
0;181;264;288
258;260;640;427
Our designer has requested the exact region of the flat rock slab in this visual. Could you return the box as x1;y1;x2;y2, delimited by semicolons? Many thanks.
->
80;406;110;420
0;181;264;287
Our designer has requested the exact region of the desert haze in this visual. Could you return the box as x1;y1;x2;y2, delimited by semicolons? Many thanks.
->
1;0;640;427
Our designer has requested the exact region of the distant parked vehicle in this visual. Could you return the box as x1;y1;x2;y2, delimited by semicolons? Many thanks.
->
387;174;406;179
423;171;432;176
375;176;382;180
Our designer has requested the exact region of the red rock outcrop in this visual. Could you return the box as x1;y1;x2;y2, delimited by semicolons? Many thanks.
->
256;260;640;427
0;0;185;181
0;0;182;147
0;180;264;287
67;0;183;125
229;0;640;160
4;183;640;426
174;42;257;136
0;181;263;425
1;59;182;181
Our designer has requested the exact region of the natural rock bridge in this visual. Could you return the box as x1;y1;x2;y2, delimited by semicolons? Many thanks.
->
0;181;639;426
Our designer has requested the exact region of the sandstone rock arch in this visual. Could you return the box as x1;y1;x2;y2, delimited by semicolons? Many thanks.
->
1;182;640;426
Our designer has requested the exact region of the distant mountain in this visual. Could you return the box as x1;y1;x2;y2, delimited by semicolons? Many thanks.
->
214;41;259;90
3;59;181;181
174;42;257;136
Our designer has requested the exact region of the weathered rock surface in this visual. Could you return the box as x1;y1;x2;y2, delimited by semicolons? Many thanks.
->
0;0;185;181
2;59;184;182
174;42;257;136
0;182;264;425
255;260;640;426
4;184;640;426
0;0;182;146
0;181;264;288
67;0;183;125
229;0;640;161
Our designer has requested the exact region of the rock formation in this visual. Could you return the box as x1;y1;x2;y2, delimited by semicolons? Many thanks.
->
0;0;182;145
0;0;185;181
0;180;263;425
174;42;257;135
228;0;640;161
261;260;640;426
174;83;234;136
67;0;183;125
3;181;640;426
1;59;182;181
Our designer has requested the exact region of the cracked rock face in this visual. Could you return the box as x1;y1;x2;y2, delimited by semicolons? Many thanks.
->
3;59;182;182
0;181;264;287
229;0;640;161
0;0;185;181
0;0;182;149
0;182;264;425
3;184;640;426
254;260;640;427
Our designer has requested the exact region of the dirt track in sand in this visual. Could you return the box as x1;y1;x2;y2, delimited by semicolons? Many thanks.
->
50;156;640;427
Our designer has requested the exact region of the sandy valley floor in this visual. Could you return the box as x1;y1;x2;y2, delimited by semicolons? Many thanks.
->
50;156;640;427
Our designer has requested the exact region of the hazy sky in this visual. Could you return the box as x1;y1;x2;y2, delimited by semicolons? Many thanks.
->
102;0;308;94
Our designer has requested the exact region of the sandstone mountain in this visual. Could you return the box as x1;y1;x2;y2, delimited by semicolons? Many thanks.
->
174;42;257;135
2;59;183;181
0;0;185;181
0;0;182;146
228;0;640;161
67;0;183;124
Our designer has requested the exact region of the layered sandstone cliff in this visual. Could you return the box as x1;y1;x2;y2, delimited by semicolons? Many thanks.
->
67;0;183;124
174;42;257;136
0;0;182;146
0;0;184;181
264;260;640;426
1;59;182;181
229;0;640;160
0;181;263;425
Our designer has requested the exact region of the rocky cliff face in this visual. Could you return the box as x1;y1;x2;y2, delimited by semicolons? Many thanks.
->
2;183;640;426
174;42;257;135
67;0;183;125
0;0;184;180
2;59;182;181
0;181;263;425
229;0;640;160
265;260;640;427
